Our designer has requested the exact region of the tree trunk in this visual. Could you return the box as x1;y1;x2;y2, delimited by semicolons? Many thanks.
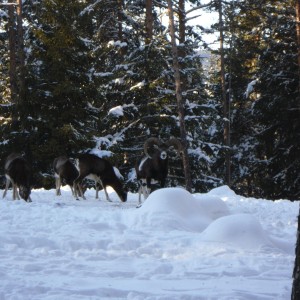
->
8;2;18;106
167;0;192;192
16;0;26;110
177;0;187;93
178;0;185;58
117;0;123;42
219;0;231;187
291;2;300;299
292;205;300;299
145;0;153;44
296;0;300;94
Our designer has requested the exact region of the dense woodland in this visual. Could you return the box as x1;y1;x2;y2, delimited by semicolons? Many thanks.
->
0;0;299;200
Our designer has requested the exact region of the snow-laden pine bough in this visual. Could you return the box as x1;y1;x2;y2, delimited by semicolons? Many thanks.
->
73;153;127;202
135;137;183;206
53;156;86;199
3;153;32;202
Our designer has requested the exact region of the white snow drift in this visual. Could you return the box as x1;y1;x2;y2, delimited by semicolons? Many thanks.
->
0;185;298;299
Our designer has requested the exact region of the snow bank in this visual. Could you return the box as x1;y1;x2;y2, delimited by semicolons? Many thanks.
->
130;187;212;231
0;186;297;299
131;187;293;252
200;213;271;248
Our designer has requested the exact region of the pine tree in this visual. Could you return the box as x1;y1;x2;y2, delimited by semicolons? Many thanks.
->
221;0;264;196
0;0;224;192
20;0;98;186
252;1;299;199
211;0;299;198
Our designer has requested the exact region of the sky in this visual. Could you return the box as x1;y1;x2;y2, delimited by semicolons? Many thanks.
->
159;1;219;49
188;5;219;48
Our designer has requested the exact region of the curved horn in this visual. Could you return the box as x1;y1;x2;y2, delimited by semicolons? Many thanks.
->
166;138;184;154
144;137;162;158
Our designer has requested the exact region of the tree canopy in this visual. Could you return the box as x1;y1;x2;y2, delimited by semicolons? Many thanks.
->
0;0;298;200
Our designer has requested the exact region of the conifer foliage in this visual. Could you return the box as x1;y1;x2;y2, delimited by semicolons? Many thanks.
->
0;0;299;199
210;0;299;199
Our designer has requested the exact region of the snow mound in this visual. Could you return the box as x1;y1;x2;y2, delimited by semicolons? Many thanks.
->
200;213;272;248
194;194;230;220
131;188;213;232
207;185;237;197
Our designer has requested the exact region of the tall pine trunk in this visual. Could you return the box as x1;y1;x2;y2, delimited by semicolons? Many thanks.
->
16;0;26;113
8;1;18;107
178;0;185;58
145;0;153;44
292;207;300;299
167;0;192;192
291;1;300;299
296;0;300;95
219;0;231;187
117;0;123;42
6;0;26;124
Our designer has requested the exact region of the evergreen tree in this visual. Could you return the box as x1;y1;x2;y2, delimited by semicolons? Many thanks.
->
253;1;299;199
211;0;299;198
0;0;235;193
22;0;98;186
221;0;264;196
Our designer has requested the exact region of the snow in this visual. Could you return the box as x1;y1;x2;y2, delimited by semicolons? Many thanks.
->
130;80;145;91
107;41;128;48
93;72;113;78
0;185;297;300
244;79;257;98
109;106;124;117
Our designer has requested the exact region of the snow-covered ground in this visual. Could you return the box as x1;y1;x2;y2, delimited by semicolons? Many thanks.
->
0;185;298;300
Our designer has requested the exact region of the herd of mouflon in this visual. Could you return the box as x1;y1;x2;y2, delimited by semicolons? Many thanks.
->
2;138;183;205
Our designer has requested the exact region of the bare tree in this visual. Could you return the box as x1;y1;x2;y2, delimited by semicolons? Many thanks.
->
167;0;192;192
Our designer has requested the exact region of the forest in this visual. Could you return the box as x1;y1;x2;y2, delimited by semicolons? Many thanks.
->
0;0;299;200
